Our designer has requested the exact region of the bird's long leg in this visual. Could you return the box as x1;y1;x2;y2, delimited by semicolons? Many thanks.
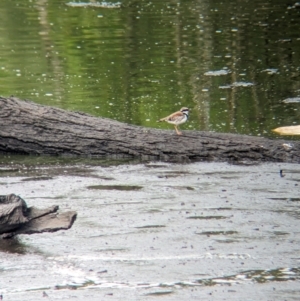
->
174;125;182;135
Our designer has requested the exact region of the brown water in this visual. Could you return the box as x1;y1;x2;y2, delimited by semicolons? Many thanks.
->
0;0;300;137
1;156;300;300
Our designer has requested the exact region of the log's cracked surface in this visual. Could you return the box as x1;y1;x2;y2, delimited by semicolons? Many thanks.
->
0;194;77;239
0;96;299;163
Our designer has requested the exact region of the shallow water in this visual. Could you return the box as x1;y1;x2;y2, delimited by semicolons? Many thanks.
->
1;157;300;300
0;0;300;137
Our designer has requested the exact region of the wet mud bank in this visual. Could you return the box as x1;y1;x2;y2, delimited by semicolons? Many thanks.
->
0;157;300;300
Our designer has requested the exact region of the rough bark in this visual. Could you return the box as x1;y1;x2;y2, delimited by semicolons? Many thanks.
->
0;96;299;163
0;194;77;239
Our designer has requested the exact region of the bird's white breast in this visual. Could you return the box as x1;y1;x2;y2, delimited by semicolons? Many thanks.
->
167;114;188;125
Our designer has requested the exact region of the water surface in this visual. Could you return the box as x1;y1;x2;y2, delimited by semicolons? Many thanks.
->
0;0;300;137
1;3;300;299
0;157;300;300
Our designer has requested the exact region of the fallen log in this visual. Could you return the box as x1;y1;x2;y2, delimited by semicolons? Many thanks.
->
0;194;77;239
0;96;299;163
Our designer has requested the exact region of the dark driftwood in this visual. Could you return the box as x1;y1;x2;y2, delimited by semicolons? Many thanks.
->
0;96;299;163
0;194;77;239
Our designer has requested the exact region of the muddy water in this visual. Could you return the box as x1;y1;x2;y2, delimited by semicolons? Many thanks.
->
1;159;300;300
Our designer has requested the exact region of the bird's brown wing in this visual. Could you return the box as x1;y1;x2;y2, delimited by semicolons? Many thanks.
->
159;111;183;122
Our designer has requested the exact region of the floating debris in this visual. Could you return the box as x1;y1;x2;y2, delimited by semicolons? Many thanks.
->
219;85;232;89
66;2;121;8
278;39;292;43
204;69;231;76
231;82;254;87
288;2;300;9
261;68;278;75
273;125;300;135
279;169;285;177
282;97;300;103
219;82;254;89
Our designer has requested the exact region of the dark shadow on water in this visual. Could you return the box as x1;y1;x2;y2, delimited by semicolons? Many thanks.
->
0;238;51;256
94;248;129;253
273;231;289;236
21;176;54;181
87;185;143;191
167;185;195;190
196;230;238;236
135;225;166;229
187;215;228;220
269;197;300;202
0;238;29;254
214;207;233;211
144;290;174;296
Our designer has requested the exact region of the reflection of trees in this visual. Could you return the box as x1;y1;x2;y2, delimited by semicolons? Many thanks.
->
188;1;213;131
1;0;299;136
36;0;64;101
172;0;212;131
170;0;300;135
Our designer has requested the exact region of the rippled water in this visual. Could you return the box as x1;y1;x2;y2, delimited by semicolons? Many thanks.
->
0;0;300;137
1;2;300;299
1;156;300;300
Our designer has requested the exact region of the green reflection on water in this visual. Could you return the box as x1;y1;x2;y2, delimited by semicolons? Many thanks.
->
0;0;300;138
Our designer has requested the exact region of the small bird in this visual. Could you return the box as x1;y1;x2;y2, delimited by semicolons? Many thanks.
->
157;107;189;135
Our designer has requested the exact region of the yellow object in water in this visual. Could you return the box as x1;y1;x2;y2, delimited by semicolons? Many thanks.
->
272;125;300;135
